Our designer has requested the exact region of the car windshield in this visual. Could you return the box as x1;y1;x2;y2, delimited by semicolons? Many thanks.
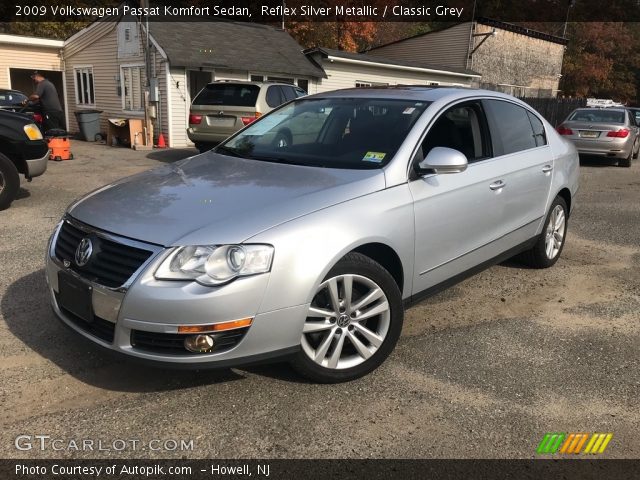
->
192;83;259;106
0;91;27;107
568;109;625;124
217;97;430;169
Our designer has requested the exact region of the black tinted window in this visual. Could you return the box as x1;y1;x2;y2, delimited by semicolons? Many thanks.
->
486;100;536;154
0;91;27;107
527;111;547;147
422;103;489;162
192;83;259;106
294;87;307;97
281;86;296;102
266;86;284;108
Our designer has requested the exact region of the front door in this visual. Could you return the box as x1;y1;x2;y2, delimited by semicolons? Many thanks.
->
410;101;509;294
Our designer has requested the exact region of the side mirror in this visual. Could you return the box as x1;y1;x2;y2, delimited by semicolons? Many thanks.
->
416;147;468;175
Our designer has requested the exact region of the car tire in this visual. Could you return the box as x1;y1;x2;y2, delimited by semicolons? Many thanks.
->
0;152;20;210
633;139;640;160
519;196;568;269
291;252;403;383
619;148;633;168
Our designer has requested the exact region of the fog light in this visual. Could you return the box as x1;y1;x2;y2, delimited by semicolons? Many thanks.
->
184;334;215;353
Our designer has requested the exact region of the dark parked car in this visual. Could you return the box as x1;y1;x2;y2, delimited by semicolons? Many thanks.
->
0;110;49;209
0;89;29;112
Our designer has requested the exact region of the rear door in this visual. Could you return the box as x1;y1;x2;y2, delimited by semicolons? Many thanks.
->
482;99;554;244
189;83;260;136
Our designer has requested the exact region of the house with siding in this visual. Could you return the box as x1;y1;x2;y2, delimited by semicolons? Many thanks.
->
62;17;488;147
366;19;567;98
63;19;324;147
304;47;480;91
0;34;65;108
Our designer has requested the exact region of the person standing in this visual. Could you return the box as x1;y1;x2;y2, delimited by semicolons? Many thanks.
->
29;71;65;131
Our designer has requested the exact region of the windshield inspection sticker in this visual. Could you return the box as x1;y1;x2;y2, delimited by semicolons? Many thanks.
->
403;107;416;114
363;151;386;163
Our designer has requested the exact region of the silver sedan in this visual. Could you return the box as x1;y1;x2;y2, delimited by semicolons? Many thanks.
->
556;107;640;167
45;88;579;382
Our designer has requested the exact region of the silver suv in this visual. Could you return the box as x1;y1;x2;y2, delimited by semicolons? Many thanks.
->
46;87;579;383
187;80;306;153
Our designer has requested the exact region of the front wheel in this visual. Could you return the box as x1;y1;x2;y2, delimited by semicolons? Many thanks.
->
0;152;20;210
291;252;403;383
519;196;568;268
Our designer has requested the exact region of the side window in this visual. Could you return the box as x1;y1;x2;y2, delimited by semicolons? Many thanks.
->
421;102;490;162
485;100;537;154
527;111;547;147
281;86;297;102
294;86;307;97
265;86;283;108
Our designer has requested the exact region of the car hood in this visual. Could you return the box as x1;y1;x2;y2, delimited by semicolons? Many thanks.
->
68;152;386;246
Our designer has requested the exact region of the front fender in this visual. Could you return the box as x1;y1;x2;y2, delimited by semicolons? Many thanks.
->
248;184;415;314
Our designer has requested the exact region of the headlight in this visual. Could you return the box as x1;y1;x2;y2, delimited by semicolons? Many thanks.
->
23;123;43;141
154;244;274;286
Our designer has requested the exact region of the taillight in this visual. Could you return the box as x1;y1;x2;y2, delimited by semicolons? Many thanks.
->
556;125;573;135
241;112;262;126
33;113;43;124
607;128;630;138
189;113;202;125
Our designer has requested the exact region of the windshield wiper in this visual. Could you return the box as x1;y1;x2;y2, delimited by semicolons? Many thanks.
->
214;145;247;159
248;155;302;166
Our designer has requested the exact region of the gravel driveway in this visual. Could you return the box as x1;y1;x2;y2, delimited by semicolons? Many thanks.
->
1;144;638;459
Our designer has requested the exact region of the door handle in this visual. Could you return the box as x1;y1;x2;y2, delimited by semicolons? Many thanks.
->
542;165;554;173
489;180;506;191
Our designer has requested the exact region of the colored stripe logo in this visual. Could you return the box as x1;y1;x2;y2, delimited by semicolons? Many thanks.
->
537;433;613;455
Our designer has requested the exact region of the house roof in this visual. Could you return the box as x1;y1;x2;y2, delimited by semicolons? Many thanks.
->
305;47;480;78
148;21;325;78
0;34;64;48
367;17;568;51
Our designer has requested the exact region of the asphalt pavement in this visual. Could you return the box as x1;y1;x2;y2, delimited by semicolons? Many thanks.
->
0;144;638;459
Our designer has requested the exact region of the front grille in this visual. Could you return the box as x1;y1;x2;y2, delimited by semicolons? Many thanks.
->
57;297;116;343
55;220;153;288
131;328;249;355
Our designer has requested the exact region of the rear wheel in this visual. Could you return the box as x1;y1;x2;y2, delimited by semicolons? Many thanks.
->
519;196;568;268
0;152;20;210
291;252;403;383
619;148;633;168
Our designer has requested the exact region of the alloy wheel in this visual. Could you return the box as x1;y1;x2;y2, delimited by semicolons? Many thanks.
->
301;274;391;370
545;204;565;259
0;170;5;194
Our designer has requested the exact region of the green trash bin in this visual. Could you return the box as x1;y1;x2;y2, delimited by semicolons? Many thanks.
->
75;110;103;141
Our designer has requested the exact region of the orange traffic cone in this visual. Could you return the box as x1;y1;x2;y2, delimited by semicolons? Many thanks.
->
156;133;167;148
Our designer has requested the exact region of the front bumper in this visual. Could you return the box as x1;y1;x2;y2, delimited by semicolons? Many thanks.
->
25;149;50;178
45;222;306;367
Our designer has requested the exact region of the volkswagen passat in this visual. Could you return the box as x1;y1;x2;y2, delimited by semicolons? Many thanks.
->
46;87;579;382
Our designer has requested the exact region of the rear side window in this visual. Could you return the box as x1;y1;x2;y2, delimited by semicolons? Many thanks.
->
527;111;547;147
281;86;297;102
266;86;284;108
192;84;259;106
485;100;536;155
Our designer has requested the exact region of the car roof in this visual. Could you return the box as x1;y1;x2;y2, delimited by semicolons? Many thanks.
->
207;80;300;87
306;86;525;103
572;107;627;113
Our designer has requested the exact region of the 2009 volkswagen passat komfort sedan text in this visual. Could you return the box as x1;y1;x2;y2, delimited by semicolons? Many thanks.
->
46;87;579;383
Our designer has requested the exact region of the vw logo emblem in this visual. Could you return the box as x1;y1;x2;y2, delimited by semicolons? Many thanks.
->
75;237;93;267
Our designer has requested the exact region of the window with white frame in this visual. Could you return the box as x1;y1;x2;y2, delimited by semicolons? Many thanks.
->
74;67;95;106
121;64;146;112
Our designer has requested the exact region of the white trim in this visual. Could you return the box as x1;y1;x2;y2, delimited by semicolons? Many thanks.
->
326;55;481;79
0;34;63;48
165;62;173;147
72;65;96;107
119;63;146;112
